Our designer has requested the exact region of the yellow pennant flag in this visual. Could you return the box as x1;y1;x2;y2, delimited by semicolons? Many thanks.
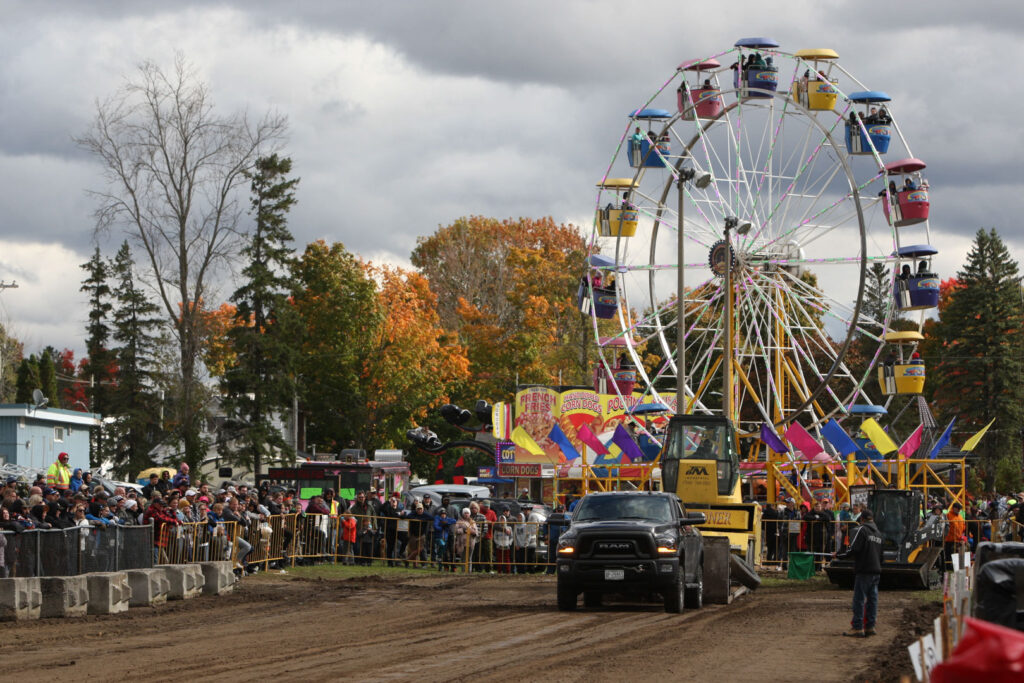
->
511;425;544;456
861;418;899;455
961;418;995;452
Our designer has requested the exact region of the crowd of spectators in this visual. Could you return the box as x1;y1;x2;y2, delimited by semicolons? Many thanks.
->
302;488;570;574
0;461;578;578
759;490;1024;572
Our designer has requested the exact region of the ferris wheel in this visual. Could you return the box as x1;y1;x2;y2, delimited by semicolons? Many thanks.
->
582;38;937;439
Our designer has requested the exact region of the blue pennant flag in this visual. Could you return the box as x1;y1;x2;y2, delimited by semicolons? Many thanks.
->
820;419;860;456
928;418;956;459
547;423;581;461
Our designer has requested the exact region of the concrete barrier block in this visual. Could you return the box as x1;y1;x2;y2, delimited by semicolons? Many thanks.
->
125;568;170;606
39;576;89;618
156;564;205;600
199;561;235;596
86;572;131;615
0;577;42;621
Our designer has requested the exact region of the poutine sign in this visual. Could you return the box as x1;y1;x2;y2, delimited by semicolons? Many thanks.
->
498;463;542;478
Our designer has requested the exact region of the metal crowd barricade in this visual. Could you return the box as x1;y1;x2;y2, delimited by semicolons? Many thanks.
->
159;521;238;566
1;525;154;577
759;518;857;571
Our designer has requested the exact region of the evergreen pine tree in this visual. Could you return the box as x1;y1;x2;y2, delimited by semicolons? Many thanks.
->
220;154;300;475
109;241;166;479
37;348;60;407
15;355;40;403
80;247;116;411
934;229;1024;489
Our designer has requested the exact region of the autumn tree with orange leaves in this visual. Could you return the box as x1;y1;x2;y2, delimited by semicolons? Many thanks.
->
360;265;469;448
411;216;593;402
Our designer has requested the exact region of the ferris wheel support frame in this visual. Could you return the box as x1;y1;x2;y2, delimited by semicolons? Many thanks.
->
639;86;871;433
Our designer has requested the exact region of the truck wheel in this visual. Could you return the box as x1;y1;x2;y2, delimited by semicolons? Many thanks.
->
583;591;602;608
684;564;703;609
557;580;578;611
663;574;685;614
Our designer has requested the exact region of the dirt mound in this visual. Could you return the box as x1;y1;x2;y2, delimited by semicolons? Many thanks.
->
851;599;944;683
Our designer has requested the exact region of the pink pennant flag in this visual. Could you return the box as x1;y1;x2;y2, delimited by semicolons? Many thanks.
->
576;423;610;455
898;424;924;457
784;422;824;459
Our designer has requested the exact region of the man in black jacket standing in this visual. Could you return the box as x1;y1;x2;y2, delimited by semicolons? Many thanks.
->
835;507;883;637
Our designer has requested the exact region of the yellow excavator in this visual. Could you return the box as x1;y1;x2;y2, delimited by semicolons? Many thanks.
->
659;414;762;595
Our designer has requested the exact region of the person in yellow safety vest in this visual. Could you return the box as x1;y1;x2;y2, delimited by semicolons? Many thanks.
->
324;488;342;557
46;452;72;490
324;488;342;516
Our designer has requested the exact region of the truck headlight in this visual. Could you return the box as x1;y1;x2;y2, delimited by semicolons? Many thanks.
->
656;537;678;554
557;536;576;554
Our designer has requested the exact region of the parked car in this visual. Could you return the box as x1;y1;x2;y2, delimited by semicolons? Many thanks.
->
407;484;490;505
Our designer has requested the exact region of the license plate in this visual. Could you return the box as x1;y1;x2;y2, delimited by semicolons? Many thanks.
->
604;569;625;581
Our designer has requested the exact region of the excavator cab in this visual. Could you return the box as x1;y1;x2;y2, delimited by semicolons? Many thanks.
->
660;414;741;501
659;414;760;569
826;489;945;590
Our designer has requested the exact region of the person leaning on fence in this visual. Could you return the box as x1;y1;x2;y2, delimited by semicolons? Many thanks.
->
493;507;513;574
349;491;377;566
453;507;479;569
381;492;405;566
405;502;431;565
222;498;255;573
339;509;357;565
515;511;540;573
432;507;456;571
479;500;497;572
144;496;180;563
834;507;883;638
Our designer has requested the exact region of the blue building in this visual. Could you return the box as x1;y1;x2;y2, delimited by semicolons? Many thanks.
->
0;404;99;472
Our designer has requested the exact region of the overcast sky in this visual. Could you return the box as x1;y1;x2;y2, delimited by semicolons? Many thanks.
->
1;0;1021;359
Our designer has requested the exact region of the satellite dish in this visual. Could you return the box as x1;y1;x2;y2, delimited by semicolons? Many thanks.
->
31;389;48;409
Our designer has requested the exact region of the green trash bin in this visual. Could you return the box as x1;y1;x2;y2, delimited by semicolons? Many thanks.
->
787;551;814;580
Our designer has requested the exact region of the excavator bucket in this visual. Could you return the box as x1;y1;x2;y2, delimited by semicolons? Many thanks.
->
826;546;942;590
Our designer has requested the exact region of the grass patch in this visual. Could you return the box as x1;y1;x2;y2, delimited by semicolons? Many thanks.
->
758;574;833;590
277;563;430;581
913;589;943;604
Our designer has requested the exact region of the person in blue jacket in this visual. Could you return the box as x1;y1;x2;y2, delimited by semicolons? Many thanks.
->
432;508;456;571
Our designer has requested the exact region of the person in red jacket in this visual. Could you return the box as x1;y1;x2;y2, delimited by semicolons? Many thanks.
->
144;497;180;563
477;500;498;573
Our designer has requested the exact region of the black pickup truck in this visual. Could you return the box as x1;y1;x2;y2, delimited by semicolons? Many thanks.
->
555;491;705;613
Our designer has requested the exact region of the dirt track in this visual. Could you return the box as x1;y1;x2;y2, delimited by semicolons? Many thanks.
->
0;571;938;682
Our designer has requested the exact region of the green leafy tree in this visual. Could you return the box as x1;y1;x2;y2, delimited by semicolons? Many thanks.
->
220;154;300;474
108;241;167;479
292;240;380;451
933;229;1024;489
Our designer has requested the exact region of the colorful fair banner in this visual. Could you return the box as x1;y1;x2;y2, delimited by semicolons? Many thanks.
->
511;387;676;464
514;387;563;464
